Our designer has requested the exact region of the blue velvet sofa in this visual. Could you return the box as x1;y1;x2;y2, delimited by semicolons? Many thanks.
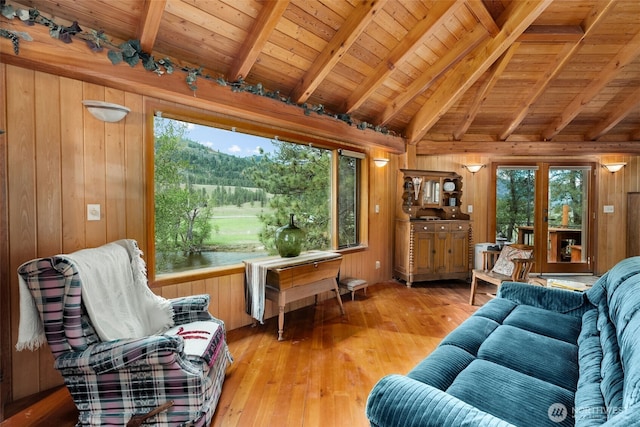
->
366;256;640;427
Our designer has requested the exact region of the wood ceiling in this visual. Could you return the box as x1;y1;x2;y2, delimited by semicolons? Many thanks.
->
7;0;640;154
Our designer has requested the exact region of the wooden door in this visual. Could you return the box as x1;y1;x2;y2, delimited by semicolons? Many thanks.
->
414;231;435;276
449;224;469;274
433;227;449;274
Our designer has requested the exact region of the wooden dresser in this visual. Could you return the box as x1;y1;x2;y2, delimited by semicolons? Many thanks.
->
394;169;471;287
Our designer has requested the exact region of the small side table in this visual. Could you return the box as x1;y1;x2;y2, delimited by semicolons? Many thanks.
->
339;277;368;301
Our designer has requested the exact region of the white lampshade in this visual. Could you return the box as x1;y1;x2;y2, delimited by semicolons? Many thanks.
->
373;158;389;167
463;164;485;174
602;163;626;173
83;100;130;122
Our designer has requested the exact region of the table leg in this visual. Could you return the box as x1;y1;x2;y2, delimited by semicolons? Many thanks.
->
277;305;285;341
333;279;345;315
277;292;286;341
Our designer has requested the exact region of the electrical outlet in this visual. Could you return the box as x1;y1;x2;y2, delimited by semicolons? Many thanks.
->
375;261;381;269
375;204;380;213
87;204;101;221
467;205;473;213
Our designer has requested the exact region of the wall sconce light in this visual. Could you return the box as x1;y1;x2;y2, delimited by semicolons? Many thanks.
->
601;163;626;173
82;100;130;122
374;158;389;167
463;164;485;174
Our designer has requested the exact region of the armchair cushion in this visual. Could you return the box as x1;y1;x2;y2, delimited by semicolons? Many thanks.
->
491;245;533;276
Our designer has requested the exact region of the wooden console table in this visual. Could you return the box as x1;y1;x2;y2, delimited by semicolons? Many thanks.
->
244;251;344;340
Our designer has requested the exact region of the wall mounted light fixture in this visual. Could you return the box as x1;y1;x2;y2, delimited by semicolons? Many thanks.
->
463;164;485;174
602;162;627;173
83;100;130;122
374;158;389;167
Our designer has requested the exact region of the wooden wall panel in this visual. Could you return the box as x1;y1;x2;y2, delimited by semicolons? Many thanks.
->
7;66;43;400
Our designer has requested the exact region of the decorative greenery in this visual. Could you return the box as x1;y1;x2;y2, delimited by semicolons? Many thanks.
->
0;1;395;136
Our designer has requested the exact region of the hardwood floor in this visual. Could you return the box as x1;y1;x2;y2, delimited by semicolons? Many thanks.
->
212;279;486;426
2;279;491;426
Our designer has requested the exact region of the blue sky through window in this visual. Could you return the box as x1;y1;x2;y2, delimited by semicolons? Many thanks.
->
184;122;276;158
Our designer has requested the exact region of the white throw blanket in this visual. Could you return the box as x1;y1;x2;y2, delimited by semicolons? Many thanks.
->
17;240;174;350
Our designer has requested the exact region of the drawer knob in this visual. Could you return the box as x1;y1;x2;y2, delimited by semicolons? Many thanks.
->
441;226;445;230
314;262;319;268
423;226;428;230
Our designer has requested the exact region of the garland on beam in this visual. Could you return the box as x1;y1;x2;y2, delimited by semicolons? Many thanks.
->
0;1;395;136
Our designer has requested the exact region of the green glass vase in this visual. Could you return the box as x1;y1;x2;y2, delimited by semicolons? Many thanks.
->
275;213;304;257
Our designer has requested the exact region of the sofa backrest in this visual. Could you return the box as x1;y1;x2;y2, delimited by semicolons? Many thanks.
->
585;256;640;412
18;257;100;357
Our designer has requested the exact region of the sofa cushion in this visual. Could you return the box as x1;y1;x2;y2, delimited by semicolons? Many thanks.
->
575;310;607;426
503;304;582;344
447;359;574;427
473;297;518;323
407;344;476;391
438;315;500;356
478;325;579;391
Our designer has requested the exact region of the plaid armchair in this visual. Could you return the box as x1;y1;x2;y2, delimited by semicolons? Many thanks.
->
17;240;232;426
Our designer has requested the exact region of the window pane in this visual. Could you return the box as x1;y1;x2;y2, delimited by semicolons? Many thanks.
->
496;167;536;245
547;167;589;263
338;154;360;248
153;116;338;275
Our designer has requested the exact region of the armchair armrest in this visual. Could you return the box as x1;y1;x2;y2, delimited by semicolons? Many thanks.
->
366;375;516;427
170;294;213;325
54;335;185;375
497;281;592;316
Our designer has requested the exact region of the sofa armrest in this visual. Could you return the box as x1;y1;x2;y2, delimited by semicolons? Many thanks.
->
366;375;516;427
170;294;214;325
54;335;185;375
497;281;592;316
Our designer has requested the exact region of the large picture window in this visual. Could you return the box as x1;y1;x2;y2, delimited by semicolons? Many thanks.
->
152;115;364;277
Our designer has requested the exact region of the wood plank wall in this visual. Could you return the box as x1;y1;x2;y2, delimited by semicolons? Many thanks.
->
2;64;397;401
2;62;638;403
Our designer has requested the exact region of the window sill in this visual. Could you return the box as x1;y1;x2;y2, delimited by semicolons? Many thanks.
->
150;245;369;287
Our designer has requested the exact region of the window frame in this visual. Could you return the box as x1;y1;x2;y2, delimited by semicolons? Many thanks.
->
146;107;369;286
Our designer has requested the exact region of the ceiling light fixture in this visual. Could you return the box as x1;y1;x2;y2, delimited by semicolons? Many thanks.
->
83;100;130;122
602;163;627;173
463;164;485;174
373;158;389;167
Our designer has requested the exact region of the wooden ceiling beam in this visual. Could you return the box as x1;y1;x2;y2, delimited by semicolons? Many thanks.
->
498;1;616;141
289;0;388;104
0;17;404;154
416;140;640;155
464;0;500;37
585;86;640;141
137;0;167;53
517;25;584;43
630;129;640;141
226;0;290;82
453;43;518;141
406;0;553;145
541;29;640;141
376;22;487;126
342;0;465;114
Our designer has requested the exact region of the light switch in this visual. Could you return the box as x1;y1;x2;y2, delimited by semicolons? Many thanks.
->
87;204;101;221
467;205;473;213
603;205;614;213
